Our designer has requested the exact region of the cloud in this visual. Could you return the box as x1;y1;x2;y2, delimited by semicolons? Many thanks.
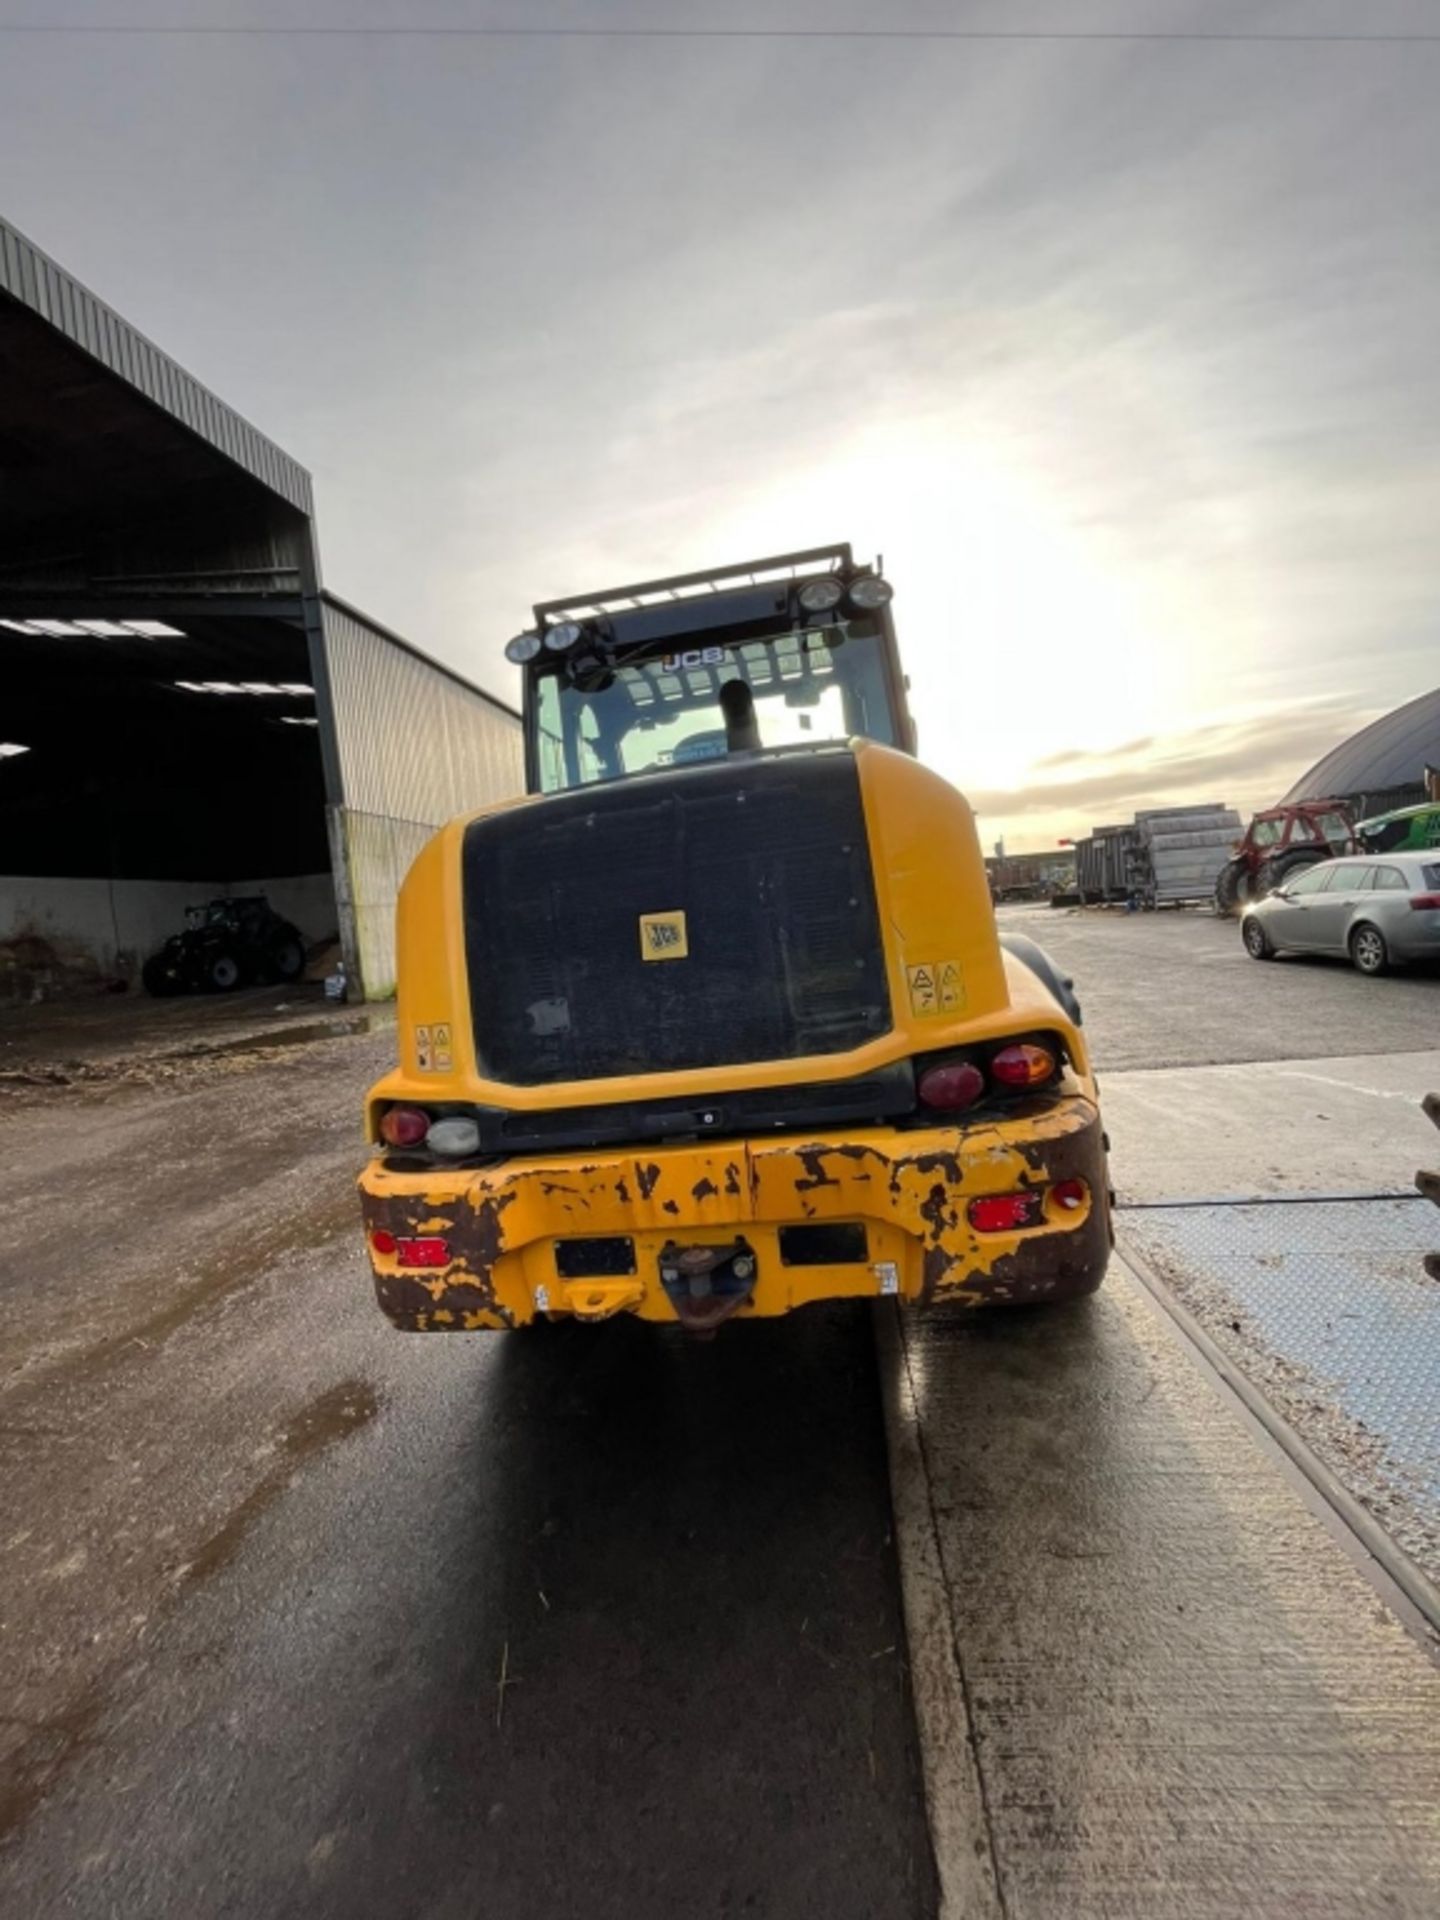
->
969;699;1382;828
1031;736;1155;772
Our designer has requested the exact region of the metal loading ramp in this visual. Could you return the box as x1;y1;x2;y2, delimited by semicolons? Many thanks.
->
1120;1195;1440;1584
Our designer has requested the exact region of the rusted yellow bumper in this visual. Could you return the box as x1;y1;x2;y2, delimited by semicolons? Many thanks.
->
358;1094;1111;1330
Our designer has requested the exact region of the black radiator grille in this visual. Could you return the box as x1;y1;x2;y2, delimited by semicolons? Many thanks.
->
462;750;891;1086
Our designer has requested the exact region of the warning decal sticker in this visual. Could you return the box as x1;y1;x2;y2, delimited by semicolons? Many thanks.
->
414;1024;433;1071
906;964;937;1015
907;960;963;1018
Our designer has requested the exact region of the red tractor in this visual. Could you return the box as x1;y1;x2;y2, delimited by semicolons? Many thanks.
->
1214;801;1359;913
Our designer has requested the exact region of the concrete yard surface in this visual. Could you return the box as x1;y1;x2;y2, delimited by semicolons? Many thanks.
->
1099;1047;1440;1205
2;906;1438;1917
1012;902;1439;1071
884;1269;1440;1920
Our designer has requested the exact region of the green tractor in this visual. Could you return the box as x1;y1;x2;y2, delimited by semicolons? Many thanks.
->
1355;798;1440;857
142;896;306;996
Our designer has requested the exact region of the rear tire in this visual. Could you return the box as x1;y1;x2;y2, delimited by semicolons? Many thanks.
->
1349;923;1389;976
1242;916;1275;960
1256;847;1325;896
205;949;243;992
267;933;305;983
1214;858;1250;915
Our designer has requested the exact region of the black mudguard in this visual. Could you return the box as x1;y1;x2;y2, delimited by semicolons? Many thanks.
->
999;932;1083;1026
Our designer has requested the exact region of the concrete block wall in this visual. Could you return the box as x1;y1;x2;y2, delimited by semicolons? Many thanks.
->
0;873;336;1003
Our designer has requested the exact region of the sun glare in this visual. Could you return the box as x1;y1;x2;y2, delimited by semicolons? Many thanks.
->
711;430;1183;838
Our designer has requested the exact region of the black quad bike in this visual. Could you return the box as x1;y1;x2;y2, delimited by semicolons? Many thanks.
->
142;896;306;996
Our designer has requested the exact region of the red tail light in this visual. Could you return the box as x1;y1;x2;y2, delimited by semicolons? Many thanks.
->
917;1060;986;1111
968;1192;1044;1232
370;1228;398;1255
396;1236;451;1268
380;1105;430;1147
1052;1178;1088;1211
990;1043;1056;1088
1410;893;1440;910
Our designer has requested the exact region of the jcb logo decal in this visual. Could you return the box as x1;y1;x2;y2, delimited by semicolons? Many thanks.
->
660;646;727;671
639;911;689;961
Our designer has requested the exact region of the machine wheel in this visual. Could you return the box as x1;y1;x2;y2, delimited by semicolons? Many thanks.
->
267;930;305;982
1349;923;1389;976
205;949;243;992
1214;858;1251;915
1242;916;1275;960
1256;847;1325;896
141;954;185;996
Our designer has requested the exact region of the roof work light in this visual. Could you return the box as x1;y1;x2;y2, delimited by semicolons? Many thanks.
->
543;620;585;653
796;576;845;614
847;576;893;611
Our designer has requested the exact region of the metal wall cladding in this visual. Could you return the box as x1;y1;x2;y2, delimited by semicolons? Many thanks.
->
1354;784;1429;824
335;810;436;1001
1;215;312;516
320;599;523;828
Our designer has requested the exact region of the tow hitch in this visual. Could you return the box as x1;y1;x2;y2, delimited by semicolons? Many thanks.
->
659;1238;757;1333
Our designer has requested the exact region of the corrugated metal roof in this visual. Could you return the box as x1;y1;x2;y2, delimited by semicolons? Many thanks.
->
1283;686;1440;803
0;214;313;516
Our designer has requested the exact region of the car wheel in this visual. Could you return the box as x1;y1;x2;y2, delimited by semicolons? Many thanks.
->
1242;916;1274;960
206;949;243;992
1348;923;1389;976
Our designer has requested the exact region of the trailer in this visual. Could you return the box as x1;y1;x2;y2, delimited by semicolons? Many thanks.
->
1075;824;1139;904
1130;804;1241;908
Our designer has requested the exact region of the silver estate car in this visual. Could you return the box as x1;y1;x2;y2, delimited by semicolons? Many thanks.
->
1241;852;1440;974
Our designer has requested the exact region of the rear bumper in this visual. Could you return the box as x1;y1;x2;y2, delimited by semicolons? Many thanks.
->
357;1094;1111;1330
1389;914;1440;962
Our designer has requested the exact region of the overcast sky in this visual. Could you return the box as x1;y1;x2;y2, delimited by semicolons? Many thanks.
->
3;1;1438;848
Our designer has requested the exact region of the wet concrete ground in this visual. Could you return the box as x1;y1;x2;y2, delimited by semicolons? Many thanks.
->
0;979;377;1078
0;1016;933;1918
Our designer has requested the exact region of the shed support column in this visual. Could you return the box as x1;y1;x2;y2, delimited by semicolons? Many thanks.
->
326;806;368;1002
